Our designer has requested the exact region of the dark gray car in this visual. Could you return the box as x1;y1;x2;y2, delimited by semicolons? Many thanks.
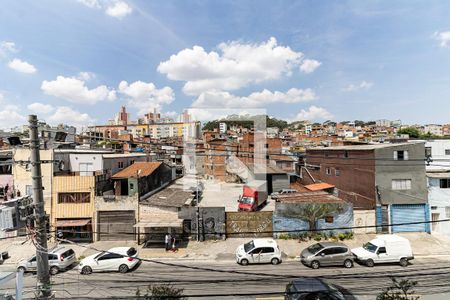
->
300;242;354;269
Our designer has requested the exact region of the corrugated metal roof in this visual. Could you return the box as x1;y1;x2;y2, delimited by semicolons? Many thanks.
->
275;191;346;204
304;182;335;191
112;162;162;178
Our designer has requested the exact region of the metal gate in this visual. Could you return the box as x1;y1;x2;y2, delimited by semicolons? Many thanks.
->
391;204;428;233
98;210;136;241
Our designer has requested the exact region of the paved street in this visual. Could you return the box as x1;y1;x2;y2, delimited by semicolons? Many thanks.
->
2;257;450;299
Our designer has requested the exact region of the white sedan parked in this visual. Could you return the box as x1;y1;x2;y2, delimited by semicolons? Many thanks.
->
78;247;139;275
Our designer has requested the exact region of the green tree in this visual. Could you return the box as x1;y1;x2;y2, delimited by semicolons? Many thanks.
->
397;127;420;138
377;277;419;300
278;203;344;232
136;284;186;300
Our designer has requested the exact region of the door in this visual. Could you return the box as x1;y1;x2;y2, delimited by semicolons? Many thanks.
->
376;247;389;263
391;204;427;233
98;211;135;241
96;253;117;271
432;213;440;232
79;163;94;176
249;248;262;263
259;247;275;263
317;248;334;266
329;247;348;266
28;256;37;271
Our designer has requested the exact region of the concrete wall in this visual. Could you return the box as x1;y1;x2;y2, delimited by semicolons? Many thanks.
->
69;154;103;172
375;143;427;205
425;140;450;171
428;177;450;235
353;209;376;234
12;148;53;214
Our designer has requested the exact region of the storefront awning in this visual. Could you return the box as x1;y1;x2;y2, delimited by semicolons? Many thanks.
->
56;219;91;227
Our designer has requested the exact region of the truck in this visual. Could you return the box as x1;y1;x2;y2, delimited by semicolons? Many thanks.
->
351;234;414;267
238;180;268;211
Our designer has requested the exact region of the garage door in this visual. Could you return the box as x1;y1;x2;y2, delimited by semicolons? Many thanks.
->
391;204;429;233
98;211;135;241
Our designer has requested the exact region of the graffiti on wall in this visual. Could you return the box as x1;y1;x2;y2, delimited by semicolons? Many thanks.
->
273;202;353;237
179;207;225;240
226;211;273;238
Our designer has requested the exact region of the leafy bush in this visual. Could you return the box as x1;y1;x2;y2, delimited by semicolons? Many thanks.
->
338;233;346;241
376;277;419;300
136;284;186;300
313;233;322;241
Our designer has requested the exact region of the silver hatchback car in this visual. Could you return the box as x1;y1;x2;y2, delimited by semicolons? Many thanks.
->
17;247;76;275
300;242;354;269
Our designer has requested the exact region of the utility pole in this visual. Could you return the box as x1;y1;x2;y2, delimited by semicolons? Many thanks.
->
29;115;52;299
196;179;200;242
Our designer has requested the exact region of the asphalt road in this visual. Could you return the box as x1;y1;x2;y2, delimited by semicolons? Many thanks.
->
2;258;450;299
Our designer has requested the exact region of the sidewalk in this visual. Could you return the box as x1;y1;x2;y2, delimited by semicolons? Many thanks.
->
2;232;450;267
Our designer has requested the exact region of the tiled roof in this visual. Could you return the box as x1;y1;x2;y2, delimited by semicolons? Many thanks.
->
112;162;162;178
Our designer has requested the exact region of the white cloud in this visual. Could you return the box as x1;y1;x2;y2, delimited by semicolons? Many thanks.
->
295;106;333;121
158;37;320;95
77;71;95;81
192;88;317;108
0;93;26;129
77;0;132;19
47;106;95;129
342;80;373;92
8;58;37;74
118;80;174;116
41;75;116;104
105;1;132;19
433;31;450;47
77;0;101;8
0;41;17;58
300;59;322;74
27;102;55;114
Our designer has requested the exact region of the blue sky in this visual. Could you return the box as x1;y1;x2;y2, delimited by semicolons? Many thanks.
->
1;0;450;129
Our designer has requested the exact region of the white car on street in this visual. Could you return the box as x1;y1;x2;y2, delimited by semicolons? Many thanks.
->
235;238;282;265
78;247;139;274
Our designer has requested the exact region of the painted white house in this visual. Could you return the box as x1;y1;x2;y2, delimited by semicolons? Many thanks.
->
426;140;450;234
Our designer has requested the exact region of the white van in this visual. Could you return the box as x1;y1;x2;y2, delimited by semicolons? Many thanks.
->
235;238;282;265
351;235;414;267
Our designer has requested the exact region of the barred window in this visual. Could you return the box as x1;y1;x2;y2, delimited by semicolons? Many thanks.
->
58;192;90;204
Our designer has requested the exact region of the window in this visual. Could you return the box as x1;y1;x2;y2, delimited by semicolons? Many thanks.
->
26;185;33;196
440;179;450;189
445;149;450;155
98;253;123;261
322;248;335;255
394;150;409;161
326;168;331;175
446;207;450;218
325;216;334;223
58;192;90;204
377;247;387;254
344;151;349;158
261;247;275;254
392;179;412;190
48;254;58;261
250;248;262;255
335;169;340;176
118;161;124;169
